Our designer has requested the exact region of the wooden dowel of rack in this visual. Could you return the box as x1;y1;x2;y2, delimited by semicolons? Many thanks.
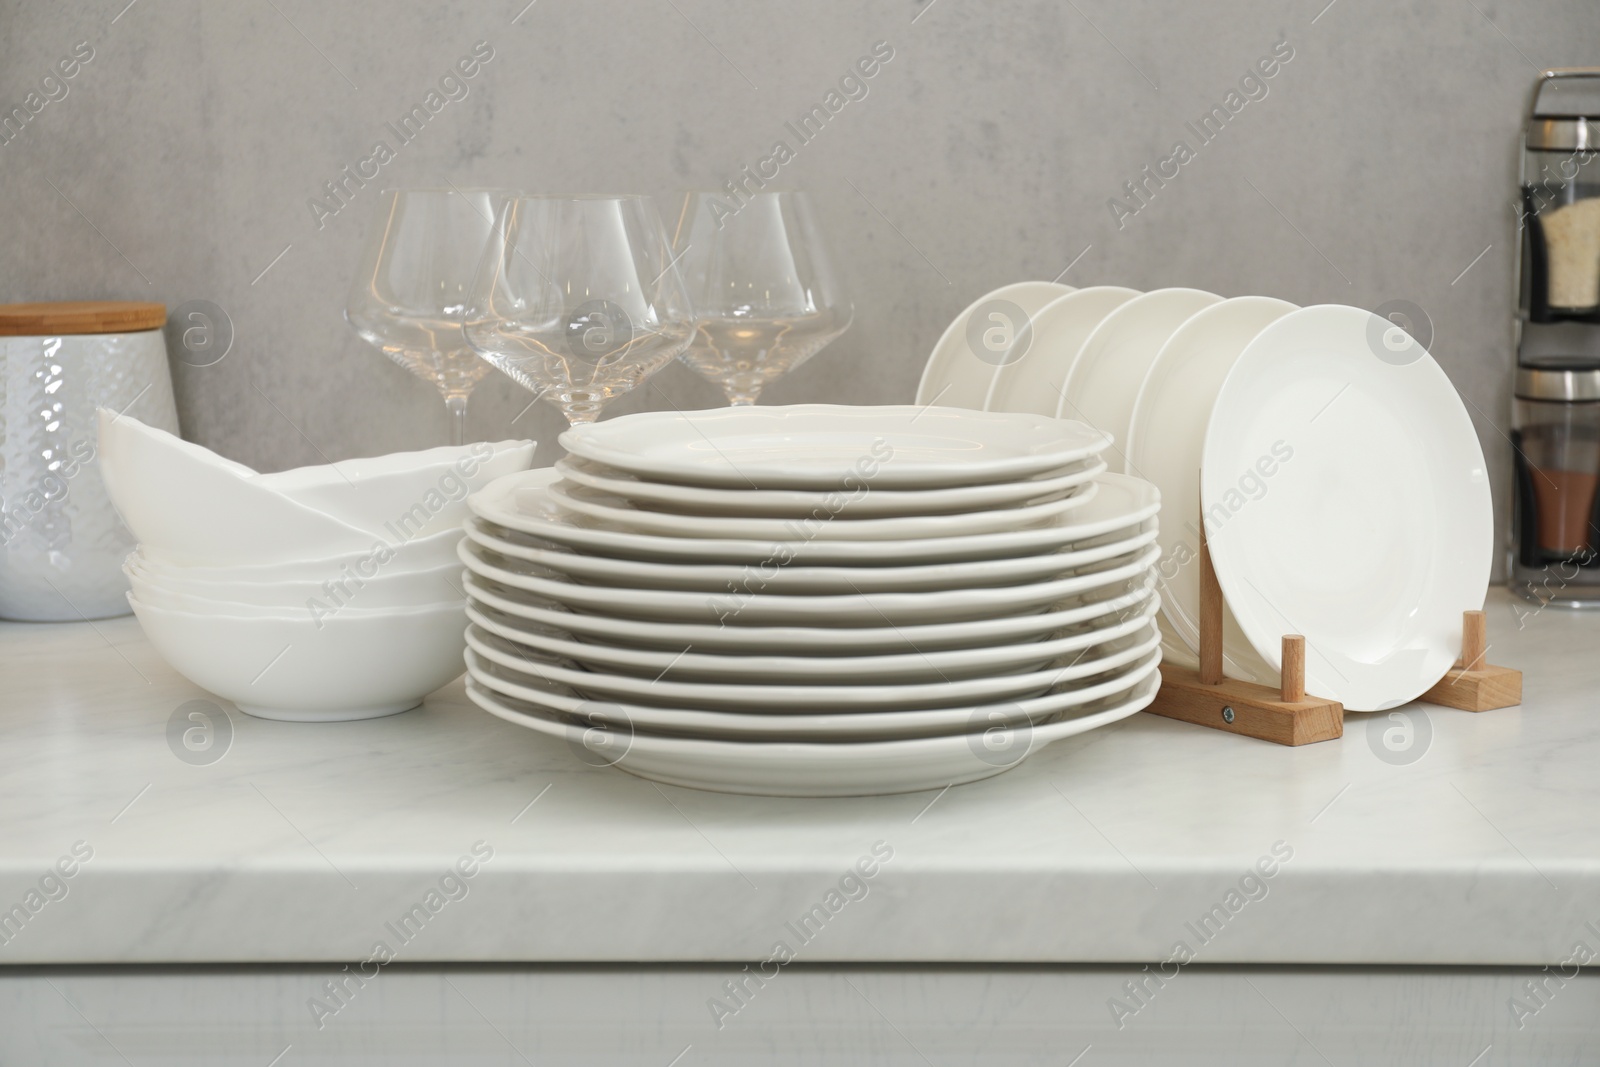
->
1420;609;1520;711
1142;479;1342;745
1197;477;1224;686
1280;635;1305;703
1459;610;1486;670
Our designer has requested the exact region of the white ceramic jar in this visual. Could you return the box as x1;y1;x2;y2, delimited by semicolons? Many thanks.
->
0;302;180;621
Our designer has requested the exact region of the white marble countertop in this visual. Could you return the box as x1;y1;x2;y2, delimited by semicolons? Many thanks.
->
2;587;1596;966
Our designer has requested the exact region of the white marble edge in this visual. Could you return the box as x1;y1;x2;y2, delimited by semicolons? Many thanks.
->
0;587;1596;965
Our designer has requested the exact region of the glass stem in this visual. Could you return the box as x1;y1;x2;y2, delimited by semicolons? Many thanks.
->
444;394;470;446
562;391;605;425
724;387;761;407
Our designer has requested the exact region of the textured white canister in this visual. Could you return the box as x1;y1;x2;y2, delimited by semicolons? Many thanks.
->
1;302;180;621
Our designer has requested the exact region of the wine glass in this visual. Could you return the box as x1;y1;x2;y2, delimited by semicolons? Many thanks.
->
463;195;695;426
670;190;851;405
345;188;504;445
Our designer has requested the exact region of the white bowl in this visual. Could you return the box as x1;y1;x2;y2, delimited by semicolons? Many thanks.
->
128;595;468;721
127;569;463;619
134;526;466;581
98;411;377;565
125;555;464;612
98;409;535;560
257;440;536;538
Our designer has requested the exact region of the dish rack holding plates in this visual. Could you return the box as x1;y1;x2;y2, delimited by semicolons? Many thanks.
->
917;284;1528;747
1145;490;1524;746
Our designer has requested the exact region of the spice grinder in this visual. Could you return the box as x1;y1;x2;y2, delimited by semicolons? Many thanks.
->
1512;69;1600;605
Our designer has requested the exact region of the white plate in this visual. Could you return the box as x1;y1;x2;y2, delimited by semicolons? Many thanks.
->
469;655;1157;745
465;595;1162;684
557;404;1109;490
467;644;1161;743
1057;288;1223;469
471;469;1158;566
466;619;1162;713
465;667;1161;796
1201;305;1494;711
915;281;1074;410
461;536;1161;627
1126;296;1297;684
543;475;1098;541
463;569;1158;655
982;287;1141;415
552;455;1107;518
465;516;1156;594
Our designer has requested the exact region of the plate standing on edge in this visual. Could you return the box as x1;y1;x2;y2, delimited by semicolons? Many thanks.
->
915;280;1074;410
1057;288;1223;469
1201;304;1493;711
983;286;1142;415
1126;295;1298;684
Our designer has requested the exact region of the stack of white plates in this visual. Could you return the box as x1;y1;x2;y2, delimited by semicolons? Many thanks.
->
922;284;1494;711
460;405;1166;796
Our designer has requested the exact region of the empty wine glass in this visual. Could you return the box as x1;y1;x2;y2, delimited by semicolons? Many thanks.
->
346;188;505;445
463;195;694;426
671;190;851;405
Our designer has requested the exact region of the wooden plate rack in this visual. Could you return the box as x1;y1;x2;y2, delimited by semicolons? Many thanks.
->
1144;496;1522;746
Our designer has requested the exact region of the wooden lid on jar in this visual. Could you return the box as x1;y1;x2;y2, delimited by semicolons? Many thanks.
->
0;301;167;336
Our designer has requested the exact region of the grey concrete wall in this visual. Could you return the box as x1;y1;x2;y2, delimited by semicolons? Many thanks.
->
2;0;1597;574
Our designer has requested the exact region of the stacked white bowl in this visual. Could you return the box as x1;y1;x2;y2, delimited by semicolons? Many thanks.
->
96;410;534;721
457;404;1166;797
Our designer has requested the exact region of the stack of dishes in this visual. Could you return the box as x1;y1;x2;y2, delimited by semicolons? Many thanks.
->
459;405;1166;796
922;284;1494;712
97;411;534;721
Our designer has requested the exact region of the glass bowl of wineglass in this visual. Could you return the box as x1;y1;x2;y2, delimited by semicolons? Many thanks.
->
346;188;506;444
671;190;851;405
463;194;695;427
